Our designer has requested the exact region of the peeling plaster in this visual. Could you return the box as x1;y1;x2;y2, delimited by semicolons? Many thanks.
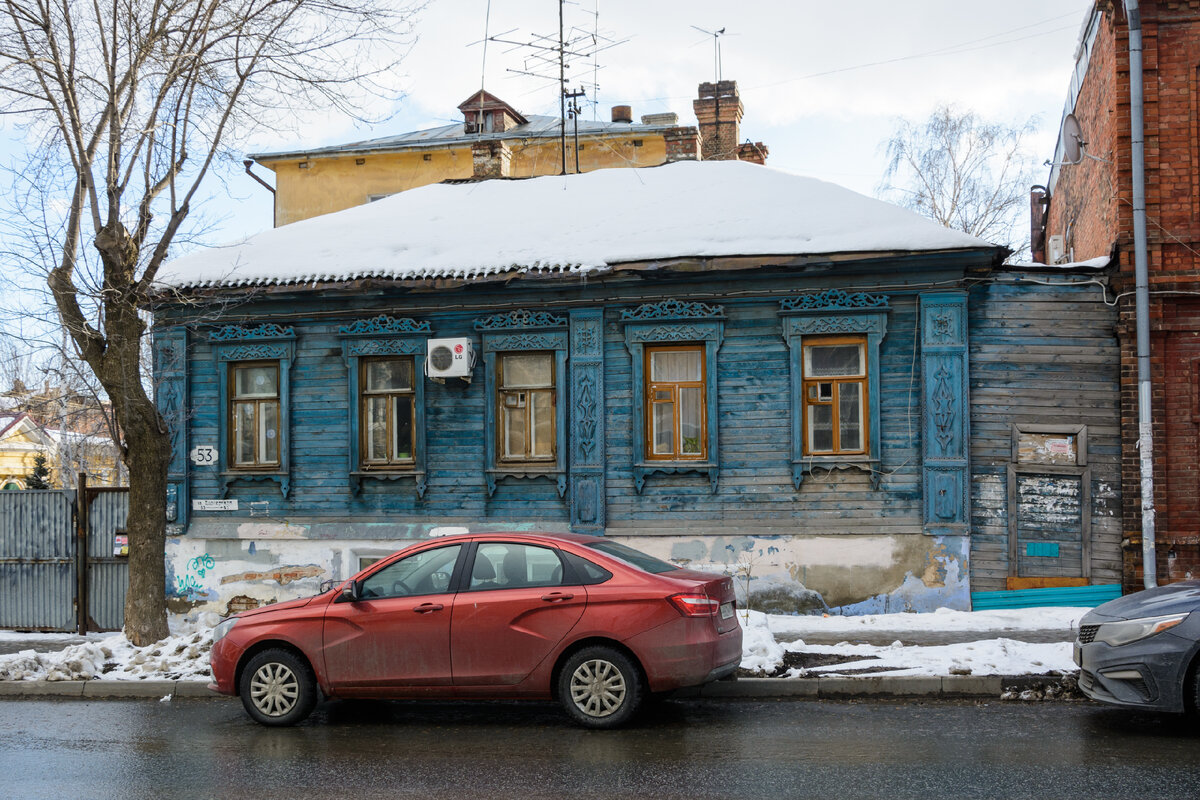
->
220;565;326;585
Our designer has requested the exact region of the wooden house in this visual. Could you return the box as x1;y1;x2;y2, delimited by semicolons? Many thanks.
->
153;160;1121;615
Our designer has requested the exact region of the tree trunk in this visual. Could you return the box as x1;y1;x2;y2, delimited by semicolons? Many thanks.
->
120;395;171;646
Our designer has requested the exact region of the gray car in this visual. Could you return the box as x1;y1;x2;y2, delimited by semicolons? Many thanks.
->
1075;580;1200;714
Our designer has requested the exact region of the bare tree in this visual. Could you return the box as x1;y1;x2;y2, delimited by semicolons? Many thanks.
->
0;0;421;644
878;104;1038;257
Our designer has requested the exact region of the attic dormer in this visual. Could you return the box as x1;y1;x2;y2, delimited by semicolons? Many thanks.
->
458;90;527;134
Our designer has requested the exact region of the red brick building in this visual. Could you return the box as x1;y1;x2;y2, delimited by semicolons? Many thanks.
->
1035;1;1200;589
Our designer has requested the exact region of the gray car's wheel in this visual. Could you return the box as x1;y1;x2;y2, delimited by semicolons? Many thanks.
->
239;648;317;727
558;646;643;729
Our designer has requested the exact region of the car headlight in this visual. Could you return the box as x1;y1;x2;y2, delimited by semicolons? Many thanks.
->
1095;613;1188;647
212;617;239;644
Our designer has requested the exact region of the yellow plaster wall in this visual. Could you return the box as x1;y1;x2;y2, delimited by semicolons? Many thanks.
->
265;132;670;227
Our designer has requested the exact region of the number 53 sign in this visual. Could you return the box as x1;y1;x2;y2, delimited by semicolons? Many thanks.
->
189;446;218;466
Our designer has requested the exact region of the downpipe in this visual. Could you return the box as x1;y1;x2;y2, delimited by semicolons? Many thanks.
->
1124;0;1157;589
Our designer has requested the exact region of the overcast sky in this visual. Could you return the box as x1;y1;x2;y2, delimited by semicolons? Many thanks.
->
209;0;1092;241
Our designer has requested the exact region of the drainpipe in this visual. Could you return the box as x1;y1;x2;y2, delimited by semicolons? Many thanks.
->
1124;0;1156;589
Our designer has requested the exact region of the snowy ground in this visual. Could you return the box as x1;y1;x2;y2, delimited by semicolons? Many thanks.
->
0;607;1086;683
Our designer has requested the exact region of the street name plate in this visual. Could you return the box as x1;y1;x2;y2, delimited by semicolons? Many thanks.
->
192;499;238;511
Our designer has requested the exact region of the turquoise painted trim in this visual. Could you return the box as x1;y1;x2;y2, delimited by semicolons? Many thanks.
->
971;584;1122;610
210;325;296;498
1026;542;1060;558
780;295;889;490
154;326;189;532
477;314;569;498
622;303;724;494
919;292;969;533
339;316;430;497
568;309;605;533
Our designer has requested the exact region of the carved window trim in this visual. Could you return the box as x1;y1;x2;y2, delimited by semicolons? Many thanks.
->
339;316;431;497
475;310;569;498
622;300;725;494
780;291;889;490
211;325;297;498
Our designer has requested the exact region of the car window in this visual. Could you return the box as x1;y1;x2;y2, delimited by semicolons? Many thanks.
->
360;544;462;599
468;543;564;590
563;552;613;585
585;541;678;574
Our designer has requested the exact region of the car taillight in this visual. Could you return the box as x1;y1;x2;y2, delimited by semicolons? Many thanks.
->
669;593;720;617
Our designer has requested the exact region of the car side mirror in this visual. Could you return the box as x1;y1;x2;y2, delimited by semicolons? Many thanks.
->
339;582;359;603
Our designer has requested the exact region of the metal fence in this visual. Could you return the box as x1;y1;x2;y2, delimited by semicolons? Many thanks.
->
0;484;130;632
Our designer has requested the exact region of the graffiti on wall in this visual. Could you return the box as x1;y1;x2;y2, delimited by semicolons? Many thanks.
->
175;553;215;596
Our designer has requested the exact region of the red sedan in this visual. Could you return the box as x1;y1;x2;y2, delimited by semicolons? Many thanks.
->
209;532;743;728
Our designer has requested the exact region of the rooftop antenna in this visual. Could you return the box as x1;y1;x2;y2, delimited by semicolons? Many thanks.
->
691;26;727;82
486;0;628;173
1045;113;1111;167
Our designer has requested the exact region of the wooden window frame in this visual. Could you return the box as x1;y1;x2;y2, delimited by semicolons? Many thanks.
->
643;344;708;462
228;361;282;470
359;356;417;470
496;351;557;466
800;336;869;457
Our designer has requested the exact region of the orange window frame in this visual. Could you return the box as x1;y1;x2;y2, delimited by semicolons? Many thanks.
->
801;335;869;457
643;344;707;461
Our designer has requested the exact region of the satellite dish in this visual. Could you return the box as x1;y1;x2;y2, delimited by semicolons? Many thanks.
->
1062;114;1085;165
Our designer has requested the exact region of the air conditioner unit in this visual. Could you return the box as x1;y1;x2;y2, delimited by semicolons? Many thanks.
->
425;338;476;383
1047;234;1066;264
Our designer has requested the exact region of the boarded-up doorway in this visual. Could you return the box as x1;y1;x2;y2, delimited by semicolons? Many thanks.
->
1007;424;1091;590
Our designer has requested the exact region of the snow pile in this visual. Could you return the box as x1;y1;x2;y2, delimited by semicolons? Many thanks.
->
777;638;1077;678
739;612;786;675
0;614;218;682
156;160;992;290
762;605;1085;639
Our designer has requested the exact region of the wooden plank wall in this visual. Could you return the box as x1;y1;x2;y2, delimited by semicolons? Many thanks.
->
967;273;1122;591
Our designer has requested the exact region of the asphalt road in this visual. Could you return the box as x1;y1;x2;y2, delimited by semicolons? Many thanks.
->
1;696;1198;800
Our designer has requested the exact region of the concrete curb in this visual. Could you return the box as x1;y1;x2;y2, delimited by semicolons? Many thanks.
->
0;674;1065;701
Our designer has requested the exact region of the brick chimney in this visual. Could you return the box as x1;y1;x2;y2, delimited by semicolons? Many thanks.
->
693;80;743;161
663;127;701;162
737;141;769;165
471;140;512;179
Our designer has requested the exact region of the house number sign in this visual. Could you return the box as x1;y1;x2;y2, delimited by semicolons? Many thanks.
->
189;446;218;466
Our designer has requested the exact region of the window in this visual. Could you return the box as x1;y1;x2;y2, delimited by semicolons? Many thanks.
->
360;544;462;599
497;353;556;463
779;290;888;490
468;543;565;590
360;357;416;468
802;338;867;456
230;363;281;469
475;309;569;497
621;300;725;493
645;345;706;460
338;315;431;497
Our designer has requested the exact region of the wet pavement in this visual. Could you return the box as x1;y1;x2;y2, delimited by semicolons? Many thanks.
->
1;695;1197;799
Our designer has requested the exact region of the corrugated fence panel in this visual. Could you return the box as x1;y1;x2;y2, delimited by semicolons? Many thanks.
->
0;491;76;631
87;491;129;632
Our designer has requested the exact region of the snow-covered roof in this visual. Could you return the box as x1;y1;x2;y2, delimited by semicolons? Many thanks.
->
247;114;679;161
156;160;997;291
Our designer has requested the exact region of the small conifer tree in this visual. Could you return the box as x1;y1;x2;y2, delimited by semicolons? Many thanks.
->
27;452;51;490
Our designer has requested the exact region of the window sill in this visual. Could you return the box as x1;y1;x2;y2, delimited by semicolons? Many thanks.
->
486;469;567;498
791;458;879;490
219;471;290;498
632;462;718;494
350;470;427;498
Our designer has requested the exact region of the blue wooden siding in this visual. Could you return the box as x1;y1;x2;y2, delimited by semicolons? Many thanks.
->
967;272;1121;592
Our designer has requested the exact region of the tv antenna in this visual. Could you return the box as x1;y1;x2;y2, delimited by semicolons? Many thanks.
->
478;0;628;174
691;26;728;82
1045;113;1110;167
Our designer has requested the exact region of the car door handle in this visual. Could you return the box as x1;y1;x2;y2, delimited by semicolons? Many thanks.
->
413;603;444;613
541;593;574;602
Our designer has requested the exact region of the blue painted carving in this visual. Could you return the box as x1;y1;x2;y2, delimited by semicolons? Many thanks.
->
154;326;189;528
920;293;969;532
212;325;296;499
620;299;724;321
339;318;430;497
474;309;567;330
210;323;295;341
569;309;605;532
779;289;889;312
479;310;569;499
338;315;431;336
780;302;889;490
623;303;724;494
